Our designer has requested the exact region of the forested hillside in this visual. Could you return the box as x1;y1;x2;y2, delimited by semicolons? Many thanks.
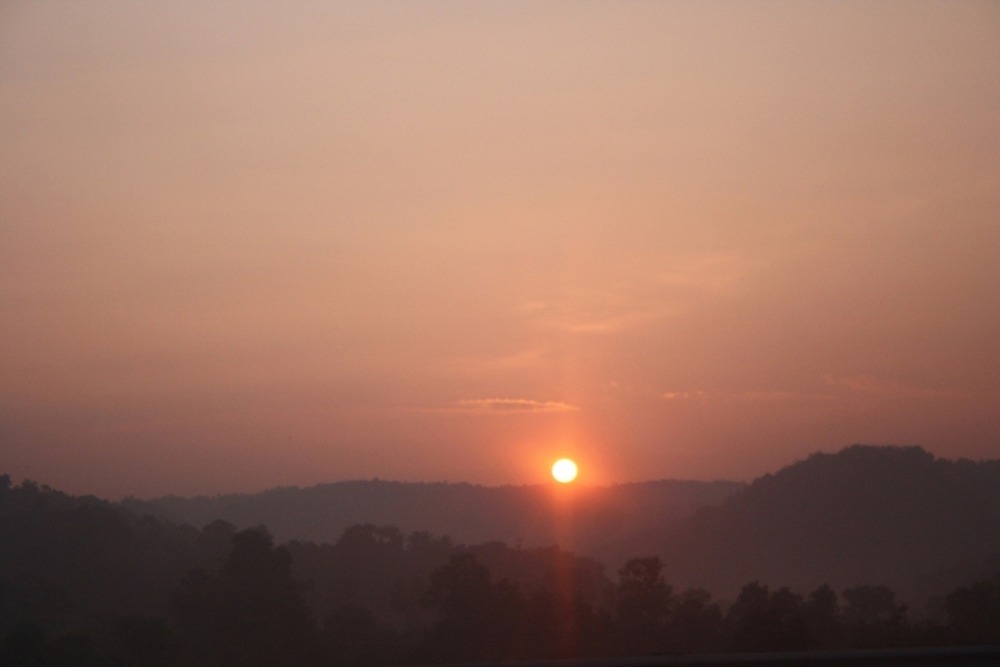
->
126;477;742;566
4;446;1000;664
127;446;1000;603
656;446;1000;602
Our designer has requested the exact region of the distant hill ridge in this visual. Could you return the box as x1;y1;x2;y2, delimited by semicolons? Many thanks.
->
124;478;743;562
123;445;1000;606
655;445;1000;601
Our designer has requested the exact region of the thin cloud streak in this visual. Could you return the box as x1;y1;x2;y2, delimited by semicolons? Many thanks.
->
661;379;996;407
416;398;580;415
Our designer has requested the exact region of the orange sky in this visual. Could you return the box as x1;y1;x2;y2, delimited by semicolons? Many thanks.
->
2;2;999;497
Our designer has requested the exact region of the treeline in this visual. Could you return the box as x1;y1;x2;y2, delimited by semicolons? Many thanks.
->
125;477;743;558
2;476;999;666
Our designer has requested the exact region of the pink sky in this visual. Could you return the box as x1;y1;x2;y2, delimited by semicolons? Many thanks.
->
2;1;999;497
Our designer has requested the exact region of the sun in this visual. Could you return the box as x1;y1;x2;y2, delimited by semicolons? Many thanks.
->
551;458;578;484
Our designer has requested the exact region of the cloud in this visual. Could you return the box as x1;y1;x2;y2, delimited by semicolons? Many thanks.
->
824;375;951;399
426;398;580;415
516;252;759;337
662;389;806;403
518;294;673;335
661;378;992;408
663;377;982;407
562;309;666;334
733;390;802;402
662;390;708;401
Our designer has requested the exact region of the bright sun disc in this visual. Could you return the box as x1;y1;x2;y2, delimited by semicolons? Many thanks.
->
551;458;578;484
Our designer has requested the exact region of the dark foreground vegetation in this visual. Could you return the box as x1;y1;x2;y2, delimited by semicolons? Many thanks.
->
2;474;999;666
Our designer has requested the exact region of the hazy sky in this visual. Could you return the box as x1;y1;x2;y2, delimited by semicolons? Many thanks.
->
2;1;999;497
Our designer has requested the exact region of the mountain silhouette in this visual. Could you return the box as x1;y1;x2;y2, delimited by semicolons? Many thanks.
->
6;452;1000;663
123;445;1000;607
654;445;1000;603
125;479;742;567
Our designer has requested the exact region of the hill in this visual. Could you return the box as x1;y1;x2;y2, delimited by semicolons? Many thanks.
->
7;443;1000;659
655;445;1000;603
122;445;1000;607
124;478;743;566
0;476;616;664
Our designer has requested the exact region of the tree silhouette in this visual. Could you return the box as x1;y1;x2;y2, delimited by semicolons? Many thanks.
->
172;528;317;666
322;604;402;666
420;552;526;663
670;587;723;654
804;584;842;649
614;556;672;655
841;584;907;648
945;576;1000;644
727;582;809;652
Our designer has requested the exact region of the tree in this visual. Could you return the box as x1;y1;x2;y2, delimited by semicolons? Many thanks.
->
842;585;905;626
727;582;808;652
945;577;1000;644
172;528;317;666
841;584;907;648
669;588;723;654
322;604;401;666
420;552;526;663
615;556;673;655
804;584;842;649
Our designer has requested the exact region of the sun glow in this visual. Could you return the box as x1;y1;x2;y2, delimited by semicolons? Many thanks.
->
551;458;578;484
